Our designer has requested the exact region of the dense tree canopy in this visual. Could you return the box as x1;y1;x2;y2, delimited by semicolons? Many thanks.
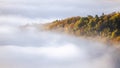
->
44;12;120;44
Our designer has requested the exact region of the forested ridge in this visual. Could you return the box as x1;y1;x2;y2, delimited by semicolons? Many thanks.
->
43;12;120;44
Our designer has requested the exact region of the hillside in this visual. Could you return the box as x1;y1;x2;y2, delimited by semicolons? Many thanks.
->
43;12;120;44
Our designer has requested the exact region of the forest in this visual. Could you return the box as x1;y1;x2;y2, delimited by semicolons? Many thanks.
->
43;12;120;44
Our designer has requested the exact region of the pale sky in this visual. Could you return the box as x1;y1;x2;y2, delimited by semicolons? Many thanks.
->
0;0;120;18
0;0;120;25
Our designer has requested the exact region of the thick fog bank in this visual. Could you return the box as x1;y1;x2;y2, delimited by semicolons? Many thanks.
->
0;23;120;68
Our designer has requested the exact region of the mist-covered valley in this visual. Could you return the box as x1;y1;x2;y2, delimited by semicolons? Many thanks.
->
0;18;120;68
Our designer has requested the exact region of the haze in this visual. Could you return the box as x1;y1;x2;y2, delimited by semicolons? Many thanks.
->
0;0;120;68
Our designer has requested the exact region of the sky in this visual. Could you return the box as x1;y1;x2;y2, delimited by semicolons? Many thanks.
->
0;0;120;25
0;0;120;19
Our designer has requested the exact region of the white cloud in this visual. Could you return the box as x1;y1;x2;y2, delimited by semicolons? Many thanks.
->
0;15;56;26
0;25;17;34
0;24;117;68
0;44;80;59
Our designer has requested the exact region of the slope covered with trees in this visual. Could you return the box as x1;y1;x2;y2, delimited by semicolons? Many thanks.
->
44;12;120;44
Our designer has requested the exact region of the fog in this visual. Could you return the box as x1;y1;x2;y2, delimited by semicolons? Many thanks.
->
0;18;120;68
0;0;120;68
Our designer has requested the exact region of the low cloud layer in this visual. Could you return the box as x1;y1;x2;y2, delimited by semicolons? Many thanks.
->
0;21;120;68
0;15;56;26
